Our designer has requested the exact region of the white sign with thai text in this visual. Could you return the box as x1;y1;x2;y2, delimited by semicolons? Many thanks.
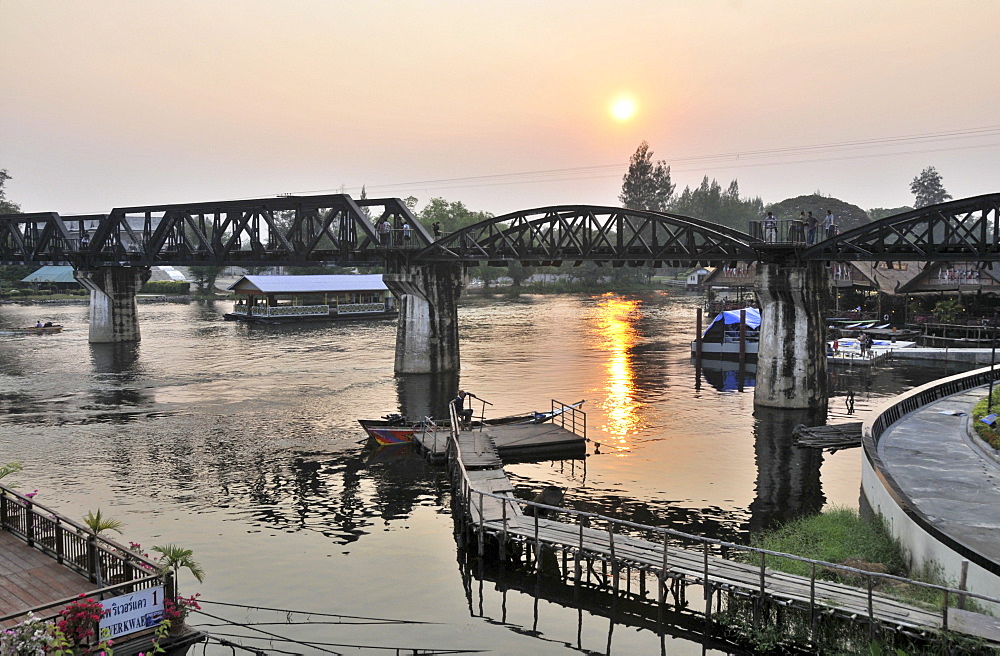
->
98;585;164;640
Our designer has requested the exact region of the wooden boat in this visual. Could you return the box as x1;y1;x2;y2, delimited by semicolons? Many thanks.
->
359;400;586;446
1;325;63;335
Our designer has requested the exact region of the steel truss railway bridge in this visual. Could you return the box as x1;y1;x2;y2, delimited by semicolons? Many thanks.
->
2;192;998;408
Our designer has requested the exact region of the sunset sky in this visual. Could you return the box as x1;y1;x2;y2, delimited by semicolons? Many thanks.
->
2;1;998;218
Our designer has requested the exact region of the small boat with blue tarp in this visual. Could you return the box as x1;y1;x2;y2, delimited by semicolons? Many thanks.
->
691;307;760;359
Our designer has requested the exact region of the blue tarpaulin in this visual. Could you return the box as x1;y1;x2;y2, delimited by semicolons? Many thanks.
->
702;307;761;338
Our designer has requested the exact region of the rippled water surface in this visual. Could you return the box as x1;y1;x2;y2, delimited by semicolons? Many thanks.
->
0;294;967;654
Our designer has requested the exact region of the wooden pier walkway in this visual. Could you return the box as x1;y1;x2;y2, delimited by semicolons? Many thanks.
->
446;423;1000;646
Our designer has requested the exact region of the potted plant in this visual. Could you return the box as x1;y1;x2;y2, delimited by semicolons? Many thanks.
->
56;596;107;652
162;594;201;635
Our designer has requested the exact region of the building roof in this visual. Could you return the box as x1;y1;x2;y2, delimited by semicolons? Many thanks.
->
22;266;78;284
228;274;388;294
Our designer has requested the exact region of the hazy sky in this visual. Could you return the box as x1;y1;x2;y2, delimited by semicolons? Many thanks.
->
2;1;998;218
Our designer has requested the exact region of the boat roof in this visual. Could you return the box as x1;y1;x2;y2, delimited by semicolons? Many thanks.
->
228;274;388;294
702;307;761;337
22;265;77;283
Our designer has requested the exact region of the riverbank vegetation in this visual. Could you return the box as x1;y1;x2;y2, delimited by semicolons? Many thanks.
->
749;507;982;613
750;506;905;578
971;388;1000;450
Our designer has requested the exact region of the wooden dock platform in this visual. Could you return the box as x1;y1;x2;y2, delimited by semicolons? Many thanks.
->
412;402;587;464
0;530;96;625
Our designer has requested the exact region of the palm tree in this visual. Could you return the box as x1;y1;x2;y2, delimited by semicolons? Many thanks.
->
0;461;22;480
82;509;123;589
82;509;124;536
152;544;206;589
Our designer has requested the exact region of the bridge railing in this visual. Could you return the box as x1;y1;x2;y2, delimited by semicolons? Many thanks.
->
749;219;839;245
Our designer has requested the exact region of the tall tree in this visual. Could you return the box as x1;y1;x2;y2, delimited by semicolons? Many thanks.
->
0;169;20;214
188;266;226;295
418;198;492;234
619;141;674;211
910;166;952;208
670;176;763;231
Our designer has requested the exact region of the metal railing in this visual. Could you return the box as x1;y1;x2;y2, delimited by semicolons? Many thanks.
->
336;302;387;314
231;303;330;317
446;433;1000;638
749;219;838;245
0;485;168;624
551;400;586;438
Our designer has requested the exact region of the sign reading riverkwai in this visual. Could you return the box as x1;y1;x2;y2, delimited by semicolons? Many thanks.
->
98;586;165;640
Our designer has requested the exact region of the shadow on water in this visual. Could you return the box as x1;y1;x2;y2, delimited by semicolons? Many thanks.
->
179;443;451;546
395;371;460;420
87;342;151;413
456;539;744;655
748;405;826;533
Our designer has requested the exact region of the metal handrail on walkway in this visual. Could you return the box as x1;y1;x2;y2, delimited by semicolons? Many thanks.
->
446;431;1000;640
551;400;586;438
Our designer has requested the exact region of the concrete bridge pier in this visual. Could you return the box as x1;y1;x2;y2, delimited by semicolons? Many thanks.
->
754;261;829;410
74;266;151;343
384;262;464;374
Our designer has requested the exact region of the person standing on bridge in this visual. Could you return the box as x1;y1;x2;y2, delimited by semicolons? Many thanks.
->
763;211;777;242
806;211;819;244
377;218;391;246
824;210;836;239
402;222;412;244
432;221;441;239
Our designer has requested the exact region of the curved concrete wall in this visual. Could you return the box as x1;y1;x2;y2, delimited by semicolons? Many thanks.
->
862;365;1000;607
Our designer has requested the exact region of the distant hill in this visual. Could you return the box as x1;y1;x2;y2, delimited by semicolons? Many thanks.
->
765;195;869;232
868;206;914;221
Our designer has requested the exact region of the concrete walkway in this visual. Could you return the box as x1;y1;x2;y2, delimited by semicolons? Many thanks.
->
876;385;1000;565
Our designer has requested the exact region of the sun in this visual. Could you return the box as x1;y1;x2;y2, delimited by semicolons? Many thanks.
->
611;97;636;121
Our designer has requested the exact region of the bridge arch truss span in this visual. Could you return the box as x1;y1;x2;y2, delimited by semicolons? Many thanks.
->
0;195;432;267
416;205;758;266
803;193;1000;263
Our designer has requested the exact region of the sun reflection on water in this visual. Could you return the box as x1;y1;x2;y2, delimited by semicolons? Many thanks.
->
589;294;644;452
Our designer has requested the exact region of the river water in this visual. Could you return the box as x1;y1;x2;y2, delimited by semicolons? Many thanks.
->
0;293;969;654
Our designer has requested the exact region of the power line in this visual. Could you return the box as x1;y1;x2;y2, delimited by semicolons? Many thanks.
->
282;125;1000;198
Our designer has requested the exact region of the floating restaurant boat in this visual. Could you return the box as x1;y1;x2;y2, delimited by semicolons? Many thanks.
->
0;324;63;335
224;274;397;323
690;307;760;359
359;401;586;446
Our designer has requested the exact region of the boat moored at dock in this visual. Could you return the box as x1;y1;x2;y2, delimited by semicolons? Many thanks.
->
690;307;760;359
359;400;586;446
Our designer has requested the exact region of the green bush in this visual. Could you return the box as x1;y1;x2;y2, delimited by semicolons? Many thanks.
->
5;289;20;297
972;389;1000;450
747;506;905;577
140;280;190;295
